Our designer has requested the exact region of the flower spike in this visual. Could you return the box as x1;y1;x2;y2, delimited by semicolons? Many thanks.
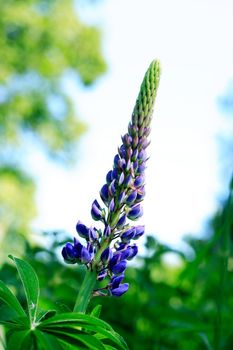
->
62;60;160;298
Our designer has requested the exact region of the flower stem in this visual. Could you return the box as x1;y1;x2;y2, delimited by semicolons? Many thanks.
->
73;238;110;313
73;269;97;313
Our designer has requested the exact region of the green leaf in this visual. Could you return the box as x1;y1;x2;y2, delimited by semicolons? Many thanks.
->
44;329;105;350
37;310;57;323
90;305;102;318
39;313;112;329
9;256;39;325
6;330;31;350
39;313;128;350
0;318;28;330
33;330;64;350
0;280;26;318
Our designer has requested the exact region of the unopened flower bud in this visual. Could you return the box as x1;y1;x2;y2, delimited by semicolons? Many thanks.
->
76;221;89;240
91;200;103;221
127;203;143;220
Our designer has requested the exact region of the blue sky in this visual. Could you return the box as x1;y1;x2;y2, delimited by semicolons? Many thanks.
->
31;0;233;248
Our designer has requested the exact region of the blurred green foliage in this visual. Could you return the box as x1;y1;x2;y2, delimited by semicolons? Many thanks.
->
0;0;106;259
1;182;232;349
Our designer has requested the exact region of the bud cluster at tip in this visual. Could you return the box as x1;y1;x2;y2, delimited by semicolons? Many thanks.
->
62;60;160;297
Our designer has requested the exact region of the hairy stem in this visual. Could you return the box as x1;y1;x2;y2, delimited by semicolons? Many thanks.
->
73;269;97;313
73;238;110;313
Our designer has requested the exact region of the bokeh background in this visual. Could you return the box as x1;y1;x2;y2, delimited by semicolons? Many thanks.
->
0;0;233;349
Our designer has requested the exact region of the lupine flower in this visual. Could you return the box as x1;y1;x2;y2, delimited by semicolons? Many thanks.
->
109;275;129;297
62;60;160;297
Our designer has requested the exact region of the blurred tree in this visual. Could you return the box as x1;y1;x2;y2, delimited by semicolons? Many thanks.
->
0;0;106;259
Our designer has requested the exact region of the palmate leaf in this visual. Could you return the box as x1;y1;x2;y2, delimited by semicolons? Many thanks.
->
39;313;129;350
0;280;26;319
33;330;65;350
6;330;32;350
0;257;128;350
9;256;39;325
42;330;105;350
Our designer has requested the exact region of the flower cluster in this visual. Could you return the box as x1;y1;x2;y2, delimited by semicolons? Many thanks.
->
62;60;160;297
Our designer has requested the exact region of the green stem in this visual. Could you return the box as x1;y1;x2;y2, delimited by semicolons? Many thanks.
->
73;238;110;313
73;269;97;313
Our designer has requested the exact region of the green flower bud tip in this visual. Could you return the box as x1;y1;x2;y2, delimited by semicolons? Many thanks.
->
132;60;161;127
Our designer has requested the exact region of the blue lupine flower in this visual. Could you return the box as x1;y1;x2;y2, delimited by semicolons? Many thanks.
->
62;60;160;298
91;200;103;221
126;245;138;260
110;260;127;275
80;246;92;264
126;191;137;206
110;283;129;297
133;225;145;239
100;184;109;204
109;275;129;297
121;227;136;242
101;247;113;264
76;221;89;240
127;204;143;220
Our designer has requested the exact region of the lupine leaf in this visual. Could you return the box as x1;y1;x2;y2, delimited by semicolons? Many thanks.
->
0;280;26;318
6;330;31;350
37;310;57;323
39;312;112;329
47;324;128;350
0;318;29;329
90;305;102;318
39;313;128;349
43;329;105;350
33;330;64;350
9;256;39;325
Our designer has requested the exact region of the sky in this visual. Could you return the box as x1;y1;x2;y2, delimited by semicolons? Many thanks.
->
31;0;233;248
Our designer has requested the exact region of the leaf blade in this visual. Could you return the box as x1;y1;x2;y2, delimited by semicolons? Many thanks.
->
9;256;39;325
0;280;26;319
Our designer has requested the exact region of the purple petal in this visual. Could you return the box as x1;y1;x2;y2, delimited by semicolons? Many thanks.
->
127;204;143;220
65;243;79;259
104;225;111;237
118;191;126;204
121;227;136;242
101;247;113;264
110;274;125;289
118;172;125;185
117;214;126;228
124;174;132;187
126;191;137;205
114;154;120;167
120;247;133;260
134;225;145;239
109;198;115;212
109;180;116;196
109;253;121;270
134;175;145;188
110;260;127;274
80;246;92;264
76;221;89;239
91;200;102;221
100;184;109;204
106;170;113;184
111;283;129;297
127;245;138;260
